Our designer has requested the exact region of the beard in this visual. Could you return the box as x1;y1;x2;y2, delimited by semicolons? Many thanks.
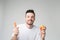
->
26;20;34;25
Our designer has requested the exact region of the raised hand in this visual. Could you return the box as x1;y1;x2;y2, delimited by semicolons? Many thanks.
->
13;22;19;36
40;25;46;40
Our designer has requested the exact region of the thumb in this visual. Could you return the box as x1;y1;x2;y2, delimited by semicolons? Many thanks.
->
17;27;19;29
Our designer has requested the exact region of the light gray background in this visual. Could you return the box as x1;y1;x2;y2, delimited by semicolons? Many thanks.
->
0;0;60;40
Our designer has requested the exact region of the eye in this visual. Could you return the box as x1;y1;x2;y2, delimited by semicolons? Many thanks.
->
31;16;34;18
27;16;30;18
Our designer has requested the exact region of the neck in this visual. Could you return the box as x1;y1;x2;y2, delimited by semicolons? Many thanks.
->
26;23;33;29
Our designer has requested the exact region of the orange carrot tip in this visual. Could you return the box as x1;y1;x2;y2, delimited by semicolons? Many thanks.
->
13;21;17;27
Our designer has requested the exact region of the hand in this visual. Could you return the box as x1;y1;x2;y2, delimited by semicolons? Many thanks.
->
40;29;46;39
13;22;19;36
40;25;46;40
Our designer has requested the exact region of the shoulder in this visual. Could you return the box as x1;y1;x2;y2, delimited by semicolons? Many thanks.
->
33;25;40;32
16;23;25;29
16;23;25;30
17;23;25;27
33;25;39;30
34;25;41;34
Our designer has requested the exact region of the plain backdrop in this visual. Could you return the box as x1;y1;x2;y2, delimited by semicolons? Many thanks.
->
0;0;60;40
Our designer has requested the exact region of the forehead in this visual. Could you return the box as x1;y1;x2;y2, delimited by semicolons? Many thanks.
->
26;13;35;16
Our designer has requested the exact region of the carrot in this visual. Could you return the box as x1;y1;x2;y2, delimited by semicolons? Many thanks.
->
13;21;17;28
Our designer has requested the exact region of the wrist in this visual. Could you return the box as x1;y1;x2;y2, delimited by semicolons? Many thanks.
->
14;33;18;36
41;38;45;40
12;33;18;37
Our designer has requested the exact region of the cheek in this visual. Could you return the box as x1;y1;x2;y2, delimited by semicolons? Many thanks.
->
25;18;29;21
32;17;35;20
32;18;35;21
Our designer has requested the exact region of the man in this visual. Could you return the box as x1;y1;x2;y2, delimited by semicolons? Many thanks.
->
11;9;46;40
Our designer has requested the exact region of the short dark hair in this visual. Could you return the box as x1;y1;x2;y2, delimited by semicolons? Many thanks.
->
25;9;35;16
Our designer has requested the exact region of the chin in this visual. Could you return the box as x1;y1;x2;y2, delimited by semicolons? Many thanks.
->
28;23;33;25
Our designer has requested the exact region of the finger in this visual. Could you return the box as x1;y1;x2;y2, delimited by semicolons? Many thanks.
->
13;21;17;28
17;27;19;29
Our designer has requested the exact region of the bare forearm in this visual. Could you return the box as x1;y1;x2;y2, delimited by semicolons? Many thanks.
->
11;35;18;40
41;38;45;40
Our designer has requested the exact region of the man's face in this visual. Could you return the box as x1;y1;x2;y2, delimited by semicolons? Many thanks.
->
25;13;35;25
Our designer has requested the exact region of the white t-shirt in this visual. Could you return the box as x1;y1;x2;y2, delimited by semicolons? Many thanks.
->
12;23;41;40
